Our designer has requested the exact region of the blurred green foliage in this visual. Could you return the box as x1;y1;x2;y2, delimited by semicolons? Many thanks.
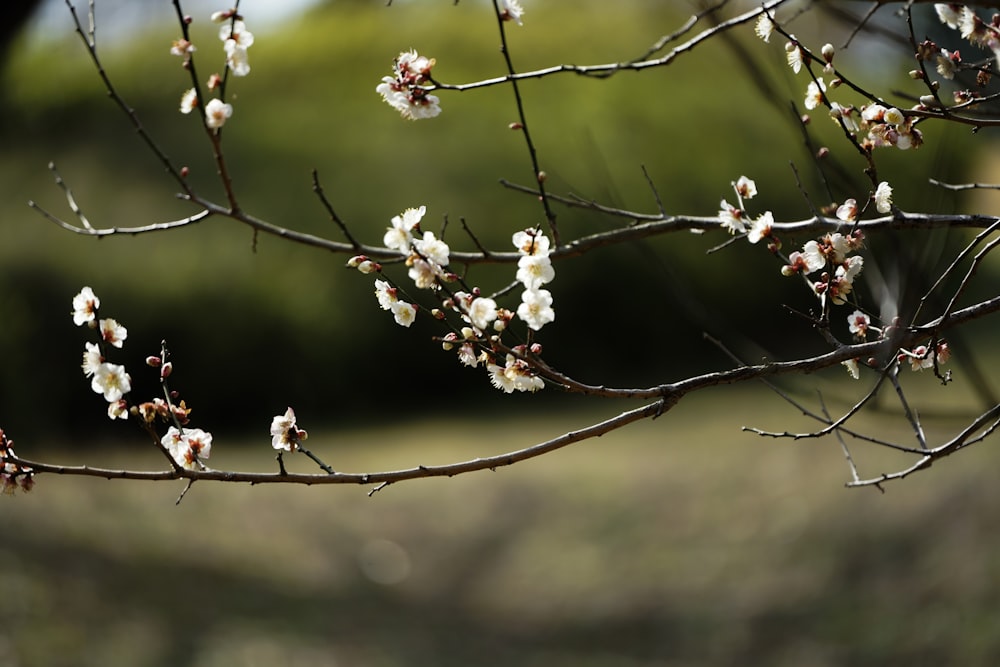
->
0;2;981;440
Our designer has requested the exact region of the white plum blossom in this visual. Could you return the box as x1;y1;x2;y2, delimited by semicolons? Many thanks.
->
81;342;103;377
270;407;307;452
374;279;397;310
830;103;859;132
517;288;555;331
847;309;871;338
801;240;827;271
91;362;131;403
219;19;254;77
162;426;212;470
836;198;858;222
883;107;905;126
786;40;805;73
407;258;442;289
735;175;757;200
861;104;886;122
718;200;747;234
488;354;544;393
376;50;442;120
935;4;962;30
108;399;128;420
391;300;417;327
468;296;498;331
204;98;233;129
412;231;450;266
754;13;775;43
874;181;893;214
499;0;524;25
747;211;773;244
99;318;128;349
179;88;198;114
842;358;861;380
804;78;826;110
516;254;555;289
384;206;425;253
225;41;251;77
512;229;551;256
457;342;479;367
72;286;100;326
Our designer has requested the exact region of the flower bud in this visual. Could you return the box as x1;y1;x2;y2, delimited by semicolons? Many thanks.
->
821;43;835;63
509;122;523;130
161;362;173;379
146;356;162;367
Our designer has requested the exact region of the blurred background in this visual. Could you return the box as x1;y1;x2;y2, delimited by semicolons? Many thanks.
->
2;1;1000;665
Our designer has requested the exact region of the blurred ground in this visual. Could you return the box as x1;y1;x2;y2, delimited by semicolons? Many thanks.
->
3;387;1000;666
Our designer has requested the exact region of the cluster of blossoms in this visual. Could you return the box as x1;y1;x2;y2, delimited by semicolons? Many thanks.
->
0;429;33;494
840;308;951;379
175;9;254;130
931;5;1000;80
756;13;923;151
376;50;442;120
718;176;776;245
719;176;894;310
374;2;524;120
72;286;214;470
72;288;313;471
350;208;556;393
782;230;866;307
73;286;132;420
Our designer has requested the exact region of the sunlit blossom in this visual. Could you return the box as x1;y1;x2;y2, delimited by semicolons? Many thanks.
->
747;211;774;244
512;229;551;256
499;0;524;25
468;296;498;331
100;318;128;348
517;288;555;331
377;50;442;120
935;3;962;29
786;40;805;73
412;231;450;267
835;199;858;222
72;286;100;326
204;98;233;129
735;176;757;200
874;181;893;214
270;407;307;452
384;206;425;252
754;13;775;42
374;279;398;310
162;426;213;470
391;300;417;327
718;200;747;234
91;362;131;402
847;309;870;338
82;342;103;377
516;254;555;289
179;88;198;114
804;78;826;110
